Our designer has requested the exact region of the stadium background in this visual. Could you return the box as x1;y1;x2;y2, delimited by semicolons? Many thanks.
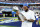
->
0;0;40;27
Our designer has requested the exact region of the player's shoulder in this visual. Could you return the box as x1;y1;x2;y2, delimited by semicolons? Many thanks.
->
29;10;34;13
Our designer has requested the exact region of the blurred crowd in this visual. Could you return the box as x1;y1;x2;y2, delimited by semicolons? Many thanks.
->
0;0;40;3
30;6;40;10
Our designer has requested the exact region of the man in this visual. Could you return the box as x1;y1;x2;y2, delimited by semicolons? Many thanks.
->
35;12;39;25
16;3;35;27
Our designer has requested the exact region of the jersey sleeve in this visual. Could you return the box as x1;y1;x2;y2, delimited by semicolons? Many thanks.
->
30;12;35;20
18;11;25;21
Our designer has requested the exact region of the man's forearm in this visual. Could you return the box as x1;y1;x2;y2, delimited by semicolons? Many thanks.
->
27;19;34;22
18;14;25;21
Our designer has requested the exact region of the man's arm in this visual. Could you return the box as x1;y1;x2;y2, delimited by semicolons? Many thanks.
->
23;17;35;22
18;13;35;22
27;19;35;22
24;12;35;22
16;11;35;22
27;12;35;22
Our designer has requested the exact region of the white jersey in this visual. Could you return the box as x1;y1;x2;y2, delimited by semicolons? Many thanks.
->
20;10;35;27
